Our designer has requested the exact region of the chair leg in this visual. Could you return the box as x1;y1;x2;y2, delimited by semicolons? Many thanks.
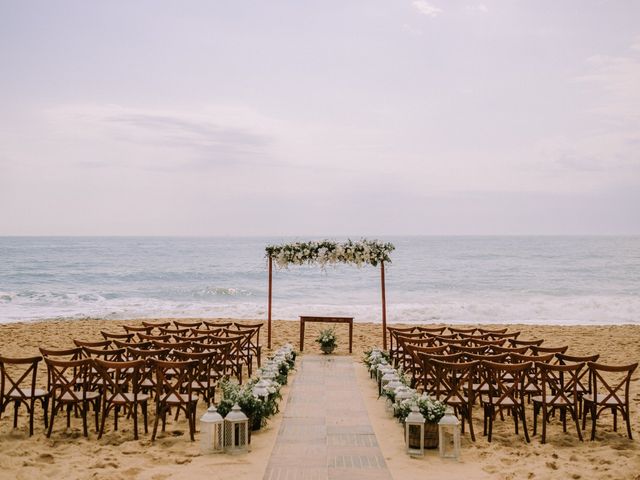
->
47;401;57;438
82;402;88;437
98;402;108;440
571;406;583;442
42;397;49;429
519;406;530;443
533;403;539;436
29;398;36;436
143;402;148;434
612;408;617;432
590;404;597;441
541;405;547;444
152;404;162;441
13;400;19;429
624;408;633;440
466;406;476;442
562;407;567;433
133;404;138;440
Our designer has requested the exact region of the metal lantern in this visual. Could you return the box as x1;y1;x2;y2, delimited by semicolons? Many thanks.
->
252;379;270;399
405;406;426;457
438;406;461;460
224;403;249;454
200;405;224;454
380;370;398;396
394;387;415;420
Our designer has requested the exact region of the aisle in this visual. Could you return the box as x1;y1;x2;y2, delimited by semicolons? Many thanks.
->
263;355;393;480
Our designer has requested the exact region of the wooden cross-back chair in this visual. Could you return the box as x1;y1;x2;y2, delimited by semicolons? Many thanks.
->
476;327;508;335
466;337;507;348
93;358;149;440
429;358;479;441
530;345;569;356
233;322;263;368
173;350;217;404
480;360;533;442
126;347;171;396
416;351;464;394
488;345;529;355
151;359;199;441
0;355;49;436
508;338;544;348
114;339;152;351
190;341;233;386
556;353;600;417
44;357;100;437
404;344;447;389
582;361;638;440
220;330;253;382
395;335;433;372
387;326;418;365
39;346;84;392
532;361;585;444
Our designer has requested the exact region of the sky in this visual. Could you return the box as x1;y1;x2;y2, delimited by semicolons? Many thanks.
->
1;0;639;236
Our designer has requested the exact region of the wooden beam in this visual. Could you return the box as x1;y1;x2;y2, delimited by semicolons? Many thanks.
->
267;255;273;349
381;261;387;350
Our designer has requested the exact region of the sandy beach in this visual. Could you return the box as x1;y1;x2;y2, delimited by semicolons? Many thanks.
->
0;318;638;480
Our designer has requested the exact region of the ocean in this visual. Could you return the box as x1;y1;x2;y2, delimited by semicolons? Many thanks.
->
0;236;638;325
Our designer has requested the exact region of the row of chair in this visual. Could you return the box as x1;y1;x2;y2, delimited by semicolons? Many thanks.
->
386;325;637;444
0;320;265;441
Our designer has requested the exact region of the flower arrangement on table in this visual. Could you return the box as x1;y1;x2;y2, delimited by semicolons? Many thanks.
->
316;328;337;354
265;239;395;268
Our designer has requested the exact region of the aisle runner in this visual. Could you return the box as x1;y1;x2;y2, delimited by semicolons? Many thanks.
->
264;355;392;480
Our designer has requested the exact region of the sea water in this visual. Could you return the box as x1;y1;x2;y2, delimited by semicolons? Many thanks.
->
0;236;638;325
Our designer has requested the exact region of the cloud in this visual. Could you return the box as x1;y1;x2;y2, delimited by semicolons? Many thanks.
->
44;104;277;171
465;4;488;14
412;1;442;17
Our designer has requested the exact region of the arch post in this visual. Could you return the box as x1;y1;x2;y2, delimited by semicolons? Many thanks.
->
267;255;273;349
381;260;387;350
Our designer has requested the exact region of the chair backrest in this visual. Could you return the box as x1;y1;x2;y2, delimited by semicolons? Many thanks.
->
82;346;126;361
588;361;638;407
73;339;111;349
415;326;447;335
466;338;506;348
39;346;84;359
173;350;215;392
141;321;171;332
448;344;490;355
429;359;479;405
45;357;92;402
159;327;190;338
508;338;544;348
151;358;199;403
100;331;135;342
138;333;172;342
488;345;529;355
173;320;203;329
114;339;152;350
93;358;145;400
447;326;478;335
476;327;508;335
203;320;233;330
537;361;585;406
123;325;153;335
485;331;521;340
151;340;192;358
482;360;533;407
0;355;42;405
530;345;569;356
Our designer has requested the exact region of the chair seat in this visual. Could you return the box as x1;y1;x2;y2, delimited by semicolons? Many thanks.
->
481;395;516;407
583;393;627;406
163;393;198;404
110;393;149;404
531;395;574;406
61;390;101;402
8;388;48;399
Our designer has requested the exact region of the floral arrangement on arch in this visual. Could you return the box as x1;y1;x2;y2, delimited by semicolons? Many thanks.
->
265;239;395;269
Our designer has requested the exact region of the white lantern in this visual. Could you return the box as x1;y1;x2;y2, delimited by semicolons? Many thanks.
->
405;406;425;457
380;370;398;396
252;380;269;399
200;405;224;454
438;406;460;460
394;387;415;420
224;403;249;454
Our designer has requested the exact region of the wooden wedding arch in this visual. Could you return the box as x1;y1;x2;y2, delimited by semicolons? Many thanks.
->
265;240;395;350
